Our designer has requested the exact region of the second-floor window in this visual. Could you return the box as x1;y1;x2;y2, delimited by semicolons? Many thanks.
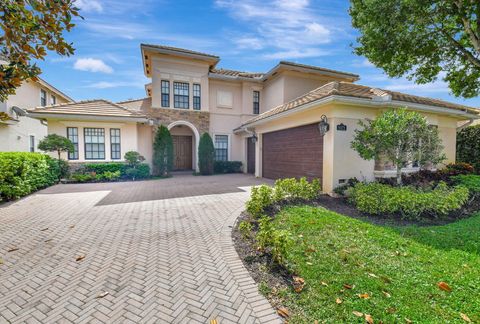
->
193;84;201;110
161;80;170;107
253;91;260;114
29;135;35;152
40;89;47;106
174;82;189;109
51;95;56;105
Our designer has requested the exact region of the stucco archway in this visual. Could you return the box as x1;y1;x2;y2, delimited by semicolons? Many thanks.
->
167;120;200;172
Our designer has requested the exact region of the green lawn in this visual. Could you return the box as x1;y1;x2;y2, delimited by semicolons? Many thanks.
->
268;206;480;323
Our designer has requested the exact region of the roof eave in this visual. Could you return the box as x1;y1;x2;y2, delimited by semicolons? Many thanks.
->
208;73;263;83
239;95;480;130
27;112;149;123
262;62;360;83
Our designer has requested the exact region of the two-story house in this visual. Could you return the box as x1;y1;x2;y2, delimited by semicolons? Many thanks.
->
28;44;480;193
0;77;72;152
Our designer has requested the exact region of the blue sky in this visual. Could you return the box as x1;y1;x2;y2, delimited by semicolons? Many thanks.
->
38;0;480;107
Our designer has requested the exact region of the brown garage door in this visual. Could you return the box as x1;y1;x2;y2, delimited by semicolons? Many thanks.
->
262;123;323;180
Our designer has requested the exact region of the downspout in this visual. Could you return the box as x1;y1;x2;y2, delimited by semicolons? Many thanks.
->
456;119;475;132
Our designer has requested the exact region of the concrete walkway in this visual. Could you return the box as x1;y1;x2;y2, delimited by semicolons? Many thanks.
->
0;174;280;323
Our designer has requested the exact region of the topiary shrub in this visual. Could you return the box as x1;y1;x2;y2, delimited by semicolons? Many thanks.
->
457;125;480;172
198;133;215;175
84;162;126;175
153;125;173;176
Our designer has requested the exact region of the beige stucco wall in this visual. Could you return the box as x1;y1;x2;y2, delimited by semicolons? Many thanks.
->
0;80;69;152
47;120;138;162
262;75;285;112
253;103;462;193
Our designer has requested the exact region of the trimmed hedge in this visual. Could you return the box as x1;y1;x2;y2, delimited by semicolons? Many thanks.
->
0;152;60;201
84;162;126;175
71;162;150;182
457;125;480;172
214;161;242;174
347;182;469;219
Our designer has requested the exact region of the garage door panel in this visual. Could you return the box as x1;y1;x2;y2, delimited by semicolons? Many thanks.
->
262;123;323;181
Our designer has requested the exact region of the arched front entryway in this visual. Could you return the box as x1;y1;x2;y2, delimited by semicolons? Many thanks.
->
167;121;200;172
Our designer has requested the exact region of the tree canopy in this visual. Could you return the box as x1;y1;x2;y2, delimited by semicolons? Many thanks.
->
350;0;480;98
0;0;81;101
351;108;445;185
38;133;74;160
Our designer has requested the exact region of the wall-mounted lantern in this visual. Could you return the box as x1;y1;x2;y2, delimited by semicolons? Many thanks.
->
318;115;330;136
251;133;258;143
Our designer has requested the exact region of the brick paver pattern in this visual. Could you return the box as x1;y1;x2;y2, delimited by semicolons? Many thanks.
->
0;174;281;324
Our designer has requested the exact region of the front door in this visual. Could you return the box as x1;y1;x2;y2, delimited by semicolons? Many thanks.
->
247;137;256;174
173;135;193;170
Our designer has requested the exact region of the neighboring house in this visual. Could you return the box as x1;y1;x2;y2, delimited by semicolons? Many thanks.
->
0;77;72;152
28;44;480;193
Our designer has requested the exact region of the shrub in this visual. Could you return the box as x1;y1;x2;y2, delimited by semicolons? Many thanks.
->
125;164;150;180
246;178;321;218
37;134;74;160
0;152;58;200
47;158;69;180
153;125;173;176
256;216;293;265
348;182;469;219
198;133;215;175
214;161;242;174
442;162;475;176
333;178;359;196
96;170;121;181
238;221;253;239
124;151;145;167
457;125;480;172
451;174;480;196
84;162;126;175
71;172;96;183
246;185;274;217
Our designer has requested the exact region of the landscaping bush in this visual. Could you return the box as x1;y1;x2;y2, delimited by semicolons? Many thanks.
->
125;164;150;180
256;216;293;265
153;125;173;176
347;182;469;219
71;172;96;183
214;161;242;174
198;133;215;175
451;174;480;196
96;170;121;181
246;177;321;218
333;177;359;196
0;152;59;201
457;125;480;172
84;162;126;175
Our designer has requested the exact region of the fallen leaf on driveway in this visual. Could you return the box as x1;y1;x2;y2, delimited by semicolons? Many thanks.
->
40;228;49;231
277;307;289;318
336;298;342;304
210;320;218;324
460;313;472;323
69;225;75;229
365;314;374;324
358;293;370;299
353;311;363;317
96;291;109;298
44;239;53;243
76;254;86;262
437;282;452;292
7;247;19;252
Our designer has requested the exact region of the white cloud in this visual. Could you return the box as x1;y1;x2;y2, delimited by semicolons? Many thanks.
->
86;81;144;89
74;58;113;73
75;0;103;12
383;81;450;94
351;59;375;68
216;0;333;55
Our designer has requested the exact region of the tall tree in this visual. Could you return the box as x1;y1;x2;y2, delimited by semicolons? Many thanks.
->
351;108;445;185
350;0;480;98
0;0;81;101
198;133;215;175
152;125;173;176
38;133;74;161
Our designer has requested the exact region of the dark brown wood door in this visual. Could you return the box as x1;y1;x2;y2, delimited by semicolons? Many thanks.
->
247;137;256;174
262;123;323;181
173;135;193;170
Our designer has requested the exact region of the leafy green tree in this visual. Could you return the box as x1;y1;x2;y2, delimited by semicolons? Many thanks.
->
0;1;81;101
38;134;74;160
350;0;480;98
198;133;215;175
351;109;445;185
152;125;173;176
124;151;145;167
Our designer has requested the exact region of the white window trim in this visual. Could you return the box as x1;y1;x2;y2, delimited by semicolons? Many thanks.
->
213;133;231;161
40;89;47;106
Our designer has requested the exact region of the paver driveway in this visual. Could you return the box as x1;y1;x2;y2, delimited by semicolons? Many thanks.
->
0;174;280;324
